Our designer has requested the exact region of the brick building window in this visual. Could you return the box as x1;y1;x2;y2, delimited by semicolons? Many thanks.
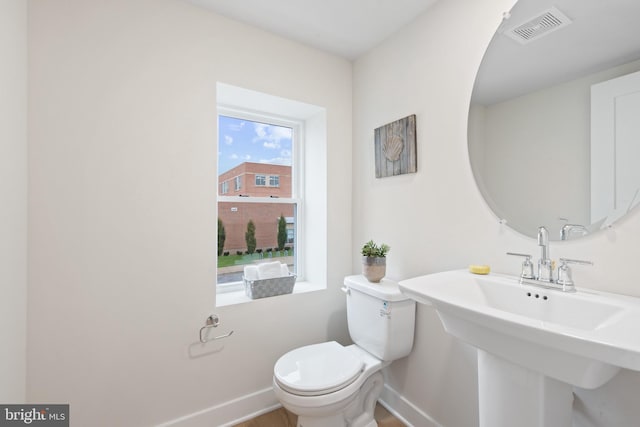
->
255;175;266;186
234;176;241;191
269;175;280;187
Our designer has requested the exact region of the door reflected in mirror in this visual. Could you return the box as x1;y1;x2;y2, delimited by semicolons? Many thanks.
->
468;0;640;240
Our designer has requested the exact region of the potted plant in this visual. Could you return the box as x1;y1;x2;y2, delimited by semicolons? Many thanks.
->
361;240;390;282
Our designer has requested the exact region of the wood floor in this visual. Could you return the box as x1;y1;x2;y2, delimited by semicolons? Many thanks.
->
232;402;406;427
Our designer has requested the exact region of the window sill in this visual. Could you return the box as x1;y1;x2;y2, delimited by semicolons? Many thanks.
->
216;280;325;307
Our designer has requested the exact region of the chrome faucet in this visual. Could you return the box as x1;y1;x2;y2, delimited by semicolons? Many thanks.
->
537;226;552;282
507;226;592;292
557;258;594;291
560;224;589;240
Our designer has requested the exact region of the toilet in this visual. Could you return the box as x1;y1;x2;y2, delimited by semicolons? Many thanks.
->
272;275;416;427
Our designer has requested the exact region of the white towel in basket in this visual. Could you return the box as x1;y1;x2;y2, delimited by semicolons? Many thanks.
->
244;265;259;281
280;263;289;276
257;261;284;279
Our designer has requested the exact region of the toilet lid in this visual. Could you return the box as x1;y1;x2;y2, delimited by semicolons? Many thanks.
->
274;341;364;396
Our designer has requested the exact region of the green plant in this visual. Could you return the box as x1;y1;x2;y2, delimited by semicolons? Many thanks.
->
361;240;390;258
277;215;287;251
217;218;226;256
245;220;257;254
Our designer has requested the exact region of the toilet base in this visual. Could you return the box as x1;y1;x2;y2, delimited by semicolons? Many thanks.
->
293;371;384;427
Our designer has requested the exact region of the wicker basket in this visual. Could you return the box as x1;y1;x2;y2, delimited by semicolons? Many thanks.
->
243;274;297;299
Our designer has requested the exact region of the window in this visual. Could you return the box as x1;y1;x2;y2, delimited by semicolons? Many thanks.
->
217;110;301;294
285;216;294;243
216;82;327;307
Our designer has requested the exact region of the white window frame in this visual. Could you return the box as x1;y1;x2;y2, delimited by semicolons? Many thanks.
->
234;176;241;191
221;181;229;194
255;175;266;186
269;175;280;187
217;107;305;294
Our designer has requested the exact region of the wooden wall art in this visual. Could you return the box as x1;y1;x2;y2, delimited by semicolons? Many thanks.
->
374;114;417;178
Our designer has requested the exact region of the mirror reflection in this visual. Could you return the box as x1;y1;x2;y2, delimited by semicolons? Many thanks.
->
468;0;640;240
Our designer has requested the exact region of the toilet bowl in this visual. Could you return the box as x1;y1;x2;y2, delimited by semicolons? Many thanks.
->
272;276;416;427
273;342;388;427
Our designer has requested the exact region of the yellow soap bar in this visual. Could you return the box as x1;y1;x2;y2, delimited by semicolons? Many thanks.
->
469;265;490;275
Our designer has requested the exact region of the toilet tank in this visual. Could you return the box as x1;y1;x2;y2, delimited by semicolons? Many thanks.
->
344;275;416;361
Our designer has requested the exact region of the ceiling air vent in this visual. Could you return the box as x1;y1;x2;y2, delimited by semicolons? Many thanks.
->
505;7;572;44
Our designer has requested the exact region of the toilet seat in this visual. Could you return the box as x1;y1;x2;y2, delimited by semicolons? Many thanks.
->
274;341;364;396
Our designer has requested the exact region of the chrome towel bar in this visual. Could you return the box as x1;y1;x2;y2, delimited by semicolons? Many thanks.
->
199;314;234;343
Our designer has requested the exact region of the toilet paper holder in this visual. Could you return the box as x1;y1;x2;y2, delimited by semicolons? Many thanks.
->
199;314;234;343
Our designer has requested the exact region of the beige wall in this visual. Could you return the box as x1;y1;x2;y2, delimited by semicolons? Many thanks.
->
0;0;27;403
28;0;351;425
353;0;640;426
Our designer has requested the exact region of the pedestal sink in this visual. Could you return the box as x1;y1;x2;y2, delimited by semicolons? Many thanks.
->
399;270;640;427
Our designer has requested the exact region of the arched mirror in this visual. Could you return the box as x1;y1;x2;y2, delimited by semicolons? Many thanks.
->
469;0;640;240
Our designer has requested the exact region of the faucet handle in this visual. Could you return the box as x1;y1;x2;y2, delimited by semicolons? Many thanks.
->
559;258;593;266
557;258;593;289
506;252;535;279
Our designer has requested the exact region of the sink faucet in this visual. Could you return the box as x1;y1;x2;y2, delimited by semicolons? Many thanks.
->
560;224;589;240
537;226;552;282
507;228;592;291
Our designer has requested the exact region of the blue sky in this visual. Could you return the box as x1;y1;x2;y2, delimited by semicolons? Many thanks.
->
218;115;293;174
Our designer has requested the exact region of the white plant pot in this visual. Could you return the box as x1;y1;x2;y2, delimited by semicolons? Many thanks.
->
362;256;386;282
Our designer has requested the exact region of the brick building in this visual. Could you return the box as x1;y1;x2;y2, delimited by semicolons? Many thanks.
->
218;162;294;253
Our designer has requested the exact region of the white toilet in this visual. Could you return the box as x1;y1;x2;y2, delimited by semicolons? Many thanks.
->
272;275;416;427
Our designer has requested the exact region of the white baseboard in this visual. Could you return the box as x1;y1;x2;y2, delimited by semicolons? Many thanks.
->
158;382;440;427
157;387;280;427
379;383;442;427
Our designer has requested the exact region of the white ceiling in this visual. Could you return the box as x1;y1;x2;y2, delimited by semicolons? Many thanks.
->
184;0;640;102
186;0;439;59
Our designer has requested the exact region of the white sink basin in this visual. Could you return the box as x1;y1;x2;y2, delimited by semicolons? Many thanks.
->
399;270;640;389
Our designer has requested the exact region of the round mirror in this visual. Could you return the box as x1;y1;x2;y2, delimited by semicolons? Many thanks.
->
469;0;640;240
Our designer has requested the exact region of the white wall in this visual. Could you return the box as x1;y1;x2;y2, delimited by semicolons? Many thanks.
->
27;0;640;425
0;0;27;403
353;0;640;426
28;0;352;425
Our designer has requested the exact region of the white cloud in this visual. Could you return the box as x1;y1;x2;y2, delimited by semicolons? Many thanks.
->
224;135;233;145
263;141;280;150
254;123;268;138
271;126;292;140
228;121;245;132
259;157;291;166
253;123;292;149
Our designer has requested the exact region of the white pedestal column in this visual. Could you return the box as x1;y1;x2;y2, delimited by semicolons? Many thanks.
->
478;350;574;427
